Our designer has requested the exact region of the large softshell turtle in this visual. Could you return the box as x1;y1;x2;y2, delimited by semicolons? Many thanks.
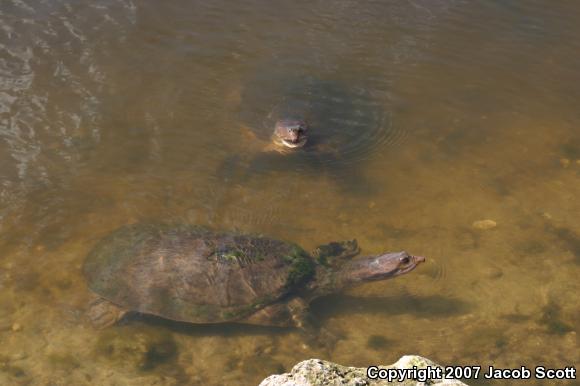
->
221;73;391;192
84;223;425;329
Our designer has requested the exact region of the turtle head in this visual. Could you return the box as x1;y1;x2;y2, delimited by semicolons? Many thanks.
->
311;251;425;296
338;251;425;285
272;119;308;149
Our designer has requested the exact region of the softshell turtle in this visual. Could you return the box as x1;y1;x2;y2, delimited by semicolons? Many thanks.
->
84;223;425;329
221;73;391;192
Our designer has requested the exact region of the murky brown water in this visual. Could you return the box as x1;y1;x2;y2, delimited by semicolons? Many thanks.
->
1;1;579;385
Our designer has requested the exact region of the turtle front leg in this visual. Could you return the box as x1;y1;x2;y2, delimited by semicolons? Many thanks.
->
240;297;309;328
87;297;128;329
241;298;338;350
311;239;360;264
291;301;340;352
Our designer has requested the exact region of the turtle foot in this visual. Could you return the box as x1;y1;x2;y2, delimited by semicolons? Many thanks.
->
87;297;128;329
299;324;341;353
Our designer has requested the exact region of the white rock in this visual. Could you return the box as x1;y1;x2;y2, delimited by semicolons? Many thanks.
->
472;219;497;230
259;356;469;386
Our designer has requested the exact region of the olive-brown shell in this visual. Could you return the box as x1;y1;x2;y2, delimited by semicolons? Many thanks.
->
83;223;315;323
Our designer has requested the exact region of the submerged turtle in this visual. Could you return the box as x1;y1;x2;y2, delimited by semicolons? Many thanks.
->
221;74;392;193
84;223;425;329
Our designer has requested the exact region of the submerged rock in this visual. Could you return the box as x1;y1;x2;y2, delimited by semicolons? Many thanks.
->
472;219;497;230
259;356;468;386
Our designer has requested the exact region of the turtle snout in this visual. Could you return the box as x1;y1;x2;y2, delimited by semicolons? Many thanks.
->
289;128;303;142
413;255;426;264
274;120;308;148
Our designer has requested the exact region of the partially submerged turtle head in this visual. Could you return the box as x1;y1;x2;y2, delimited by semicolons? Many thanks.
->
309;249;425;297
272;119;308;149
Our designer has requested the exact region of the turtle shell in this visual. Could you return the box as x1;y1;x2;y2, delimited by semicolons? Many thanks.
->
83;223;315;323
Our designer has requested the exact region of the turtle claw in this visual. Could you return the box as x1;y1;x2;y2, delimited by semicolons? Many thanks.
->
298;323;340;353
87;297;127;329
292;307;339;352
311;240;360;266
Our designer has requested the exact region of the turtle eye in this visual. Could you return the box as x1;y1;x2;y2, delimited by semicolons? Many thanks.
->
400;256;410;265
